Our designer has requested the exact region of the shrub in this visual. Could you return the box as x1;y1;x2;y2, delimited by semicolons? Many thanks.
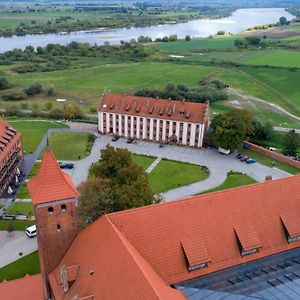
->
49;108;64;119
1;87;26;101
0;77;9;90
47;86;55;96
25;82;42;96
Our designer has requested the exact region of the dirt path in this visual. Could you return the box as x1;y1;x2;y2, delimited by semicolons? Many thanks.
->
228;88;300;122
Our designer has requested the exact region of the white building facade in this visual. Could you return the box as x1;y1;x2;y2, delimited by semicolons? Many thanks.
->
98;94;210;148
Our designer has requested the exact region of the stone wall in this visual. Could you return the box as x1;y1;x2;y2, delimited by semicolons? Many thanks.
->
244;141;300;169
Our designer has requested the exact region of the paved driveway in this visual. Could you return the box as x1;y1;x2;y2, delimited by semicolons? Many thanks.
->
64;136;291;200
0;232;38;268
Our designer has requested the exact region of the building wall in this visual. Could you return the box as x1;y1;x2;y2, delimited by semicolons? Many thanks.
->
0;129;23;196
98;112;206;147
35;198;78;298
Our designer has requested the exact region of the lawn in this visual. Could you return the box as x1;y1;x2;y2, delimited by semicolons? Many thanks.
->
241;149;300;175
148;159;209;193
4;119;68;154
203;172;257;194
0;220;34;231
45;132;94;160
6;202;33;216
6;62;217;102
132;154;156;171
0;251;40;281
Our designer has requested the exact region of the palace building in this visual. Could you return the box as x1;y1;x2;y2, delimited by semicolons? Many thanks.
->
0;117;23;196
1;148;300;299
98;93;210;147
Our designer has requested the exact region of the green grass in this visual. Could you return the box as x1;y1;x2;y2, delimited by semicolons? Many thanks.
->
0;220;34;231
6;202;33;215
45;132;93;160
132;154;156;171
6;62;217;101
156;37;236;52
203;172;257;194
148;159;209;193
241;149;300;175
0;251;40;281
4;119;68;154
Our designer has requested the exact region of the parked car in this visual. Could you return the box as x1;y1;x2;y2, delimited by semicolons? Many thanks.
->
60;162;74;169
240;155;249;162
26;225;37;238
236;153;243;159
218;148;230;155
127;138;134;144
159;142;164;148
112;135;119;142
246;158;256;164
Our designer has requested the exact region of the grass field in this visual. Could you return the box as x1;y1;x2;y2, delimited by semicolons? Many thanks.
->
0;251;40;281
149;159;209;193
203;172;257;194
5;119;68;153
132;154;156;171
46;132;94;160
6;62;217;101
156;37;236;52
0;220;34;231
241;149;300;175
6;202;33;215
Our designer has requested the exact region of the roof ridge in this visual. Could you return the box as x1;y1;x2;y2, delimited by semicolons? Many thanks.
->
106;216;166;299
107;175;300;217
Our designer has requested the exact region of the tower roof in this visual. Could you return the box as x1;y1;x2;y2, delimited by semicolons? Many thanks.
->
28;149;79;205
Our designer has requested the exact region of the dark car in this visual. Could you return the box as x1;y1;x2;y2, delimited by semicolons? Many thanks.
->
127;138;133;144
240;155;249;162
112;136;119;142
236;153;243;159
60;162;74;169
246;158;256;164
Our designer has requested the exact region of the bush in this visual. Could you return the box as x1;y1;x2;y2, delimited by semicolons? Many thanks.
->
0;77;9;90
47;86;55;96
49;108;64;119
1;87;26;101
25;82;42;96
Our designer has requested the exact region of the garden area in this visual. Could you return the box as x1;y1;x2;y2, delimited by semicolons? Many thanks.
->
132;154;155;171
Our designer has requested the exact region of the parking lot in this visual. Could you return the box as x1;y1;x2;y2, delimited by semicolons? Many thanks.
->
64;136;291;200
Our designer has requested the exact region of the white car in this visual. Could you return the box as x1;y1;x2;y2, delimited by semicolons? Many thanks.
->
26;225;37;238
218;148;230;155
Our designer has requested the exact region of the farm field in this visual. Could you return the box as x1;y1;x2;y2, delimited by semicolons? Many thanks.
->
148;159;209;193
5;62;217;102
5;119;68;153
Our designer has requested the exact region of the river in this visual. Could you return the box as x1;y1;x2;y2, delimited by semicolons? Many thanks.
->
0;8;293;52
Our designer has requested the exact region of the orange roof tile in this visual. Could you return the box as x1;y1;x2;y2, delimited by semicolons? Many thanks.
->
100;93;208;124
49;216;185;300
108;175;300;284
0;274;43;300
49;175;300;299
28;149;79;205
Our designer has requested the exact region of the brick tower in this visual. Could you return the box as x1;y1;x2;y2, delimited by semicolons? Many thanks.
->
28;149;80;299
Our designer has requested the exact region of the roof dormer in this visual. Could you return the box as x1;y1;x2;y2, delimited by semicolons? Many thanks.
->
280;212;300;243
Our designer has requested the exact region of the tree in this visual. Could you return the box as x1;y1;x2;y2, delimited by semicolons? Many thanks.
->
211;109;254;151
77;178;113;227
49;108;64;119
0;77;9;90
251;119;273;140
7;223;14;236
78;146;159;227
45;101;53;111
279;16;288;26
283;130;299;157
63;103;83;120
25;82;42;96
185;35;191;41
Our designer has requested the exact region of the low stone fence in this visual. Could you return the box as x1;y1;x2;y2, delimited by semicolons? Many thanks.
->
243;141;300;169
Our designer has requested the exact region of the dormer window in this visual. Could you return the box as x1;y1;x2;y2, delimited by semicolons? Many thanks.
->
48;207;54;214
61;264;80;294
181;236;210;272
234;223;262;257
280;212;300;243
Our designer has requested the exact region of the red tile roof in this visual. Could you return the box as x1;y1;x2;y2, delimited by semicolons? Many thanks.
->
49;175;300;299
0;274;43;300
28;149;79;205
49;216;185;300
100;93;208;124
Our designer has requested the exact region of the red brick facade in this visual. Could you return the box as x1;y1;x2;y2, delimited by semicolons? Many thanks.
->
244;141;300;169
0;118;23;196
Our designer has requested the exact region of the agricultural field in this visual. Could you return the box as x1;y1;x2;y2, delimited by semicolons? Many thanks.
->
4;119;68;153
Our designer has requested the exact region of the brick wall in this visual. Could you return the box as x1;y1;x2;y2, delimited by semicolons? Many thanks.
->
244;141;300;169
